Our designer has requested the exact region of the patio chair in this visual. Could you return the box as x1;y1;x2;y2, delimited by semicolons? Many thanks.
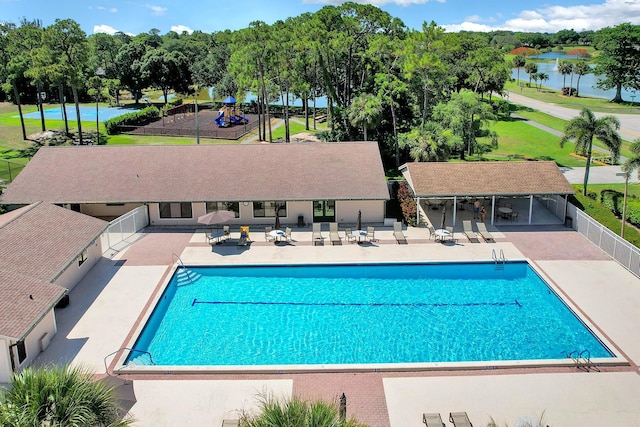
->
446;226;455;242
265;226;275;242
428;225;436;239
312;223;324;246
222;420;239;427
366;226;376;242
204;230;214;245
393;221;407;244
222;225;230;241
423;413;445;427
449;412;473;427
284;227;292;242
238;226;250;246
345;227;356;243
511;211;519;222
329;222;341;245
462;220;480;243
475;222;495;242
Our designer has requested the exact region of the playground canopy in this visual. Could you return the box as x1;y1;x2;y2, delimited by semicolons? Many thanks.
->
222;96;236;104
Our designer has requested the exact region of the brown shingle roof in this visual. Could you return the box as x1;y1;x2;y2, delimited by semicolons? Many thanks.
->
403;161;574;197
0;143;389;204
0;270;65;339
0;202;108;282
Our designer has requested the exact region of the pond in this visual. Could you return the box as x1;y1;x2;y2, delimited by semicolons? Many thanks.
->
511;60;637;101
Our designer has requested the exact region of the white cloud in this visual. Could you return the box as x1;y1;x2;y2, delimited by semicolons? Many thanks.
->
444;0;640;33
93;24;119;35
171;24;193;34
109;7;118;13
146;4;168;15
464;15;482;23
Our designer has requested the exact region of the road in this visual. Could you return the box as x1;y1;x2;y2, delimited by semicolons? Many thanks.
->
506;91;640;142
505;91;640;184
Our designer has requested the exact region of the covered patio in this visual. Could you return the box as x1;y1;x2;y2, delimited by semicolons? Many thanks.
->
400;161;575;231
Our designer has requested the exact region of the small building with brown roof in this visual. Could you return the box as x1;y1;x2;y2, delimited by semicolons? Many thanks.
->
400;161;574;226
0;202;108;382
0;143;390;227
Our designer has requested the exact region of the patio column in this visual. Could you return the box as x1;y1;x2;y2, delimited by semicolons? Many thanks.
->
416;197;420;225
491;196;496;226
452;196;457;228
528;195;534;224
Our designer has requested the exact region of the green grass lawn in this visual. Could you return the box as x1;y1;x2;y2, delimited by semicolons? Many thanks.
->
505;80;639;114
477;117;586;167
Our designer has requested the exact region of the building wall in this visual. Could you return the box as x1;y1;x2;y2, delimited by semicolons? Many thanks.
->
80;203;143;219
52;239;103;291
0;310;59;382
0;339;13;383
147;200;385;226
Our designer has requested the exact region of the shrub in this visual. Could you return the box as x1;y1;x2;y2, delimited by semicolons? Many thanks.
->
561;87;577;96
601;189;640;228
104;106;160;135
397;181;417;226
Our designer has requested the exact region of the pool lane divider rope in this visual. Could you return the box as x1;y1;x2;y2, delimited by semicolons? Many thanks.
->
192;299;523;308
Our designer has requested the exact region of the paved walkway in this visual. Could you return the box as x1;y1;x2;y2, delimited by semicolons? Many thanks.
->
32;224;640;427
506;91;640;142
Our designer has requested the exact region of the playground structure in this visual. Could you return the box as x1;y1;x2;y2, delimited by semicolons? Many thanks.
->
215;96;249;128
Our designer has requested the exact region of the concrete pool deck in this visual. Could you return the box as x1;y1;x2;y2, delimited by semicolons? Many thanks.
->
33;225;640;426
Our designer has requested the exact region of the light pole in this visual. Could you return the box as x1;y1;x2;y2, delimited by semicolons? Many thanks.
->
616;171;629;238
194;85;200;145
95;67;105;144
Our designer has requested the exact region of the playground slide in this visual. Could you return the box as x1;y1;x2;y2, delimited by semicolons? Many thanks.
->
215;112;225;127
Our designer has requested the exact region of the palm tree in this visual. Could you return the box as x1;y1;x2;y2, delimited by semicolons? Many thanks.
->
622;139;640;178
560;108;621;196
347;93;383;141
512;55;526;86
0;364;132;426
558;60;573;89
573;61;591;97
524;62;537;88
241;394;366;427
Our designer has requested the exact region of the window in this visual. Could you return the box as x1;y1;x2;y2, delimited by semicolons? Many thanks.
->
159;202;193;219
16;340;26;364
78;249;88;267
253;201;286;218
206;202;240;218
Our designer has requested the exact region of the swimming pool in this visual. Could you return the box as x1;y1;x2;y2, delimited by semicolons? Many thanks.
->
123;262;614;370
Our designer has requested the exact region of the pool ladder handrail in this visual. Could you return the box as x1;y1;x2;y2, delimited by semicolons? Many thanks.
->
103;347;155;375
563;349;598;372
171;252;194;284
492;249;506;269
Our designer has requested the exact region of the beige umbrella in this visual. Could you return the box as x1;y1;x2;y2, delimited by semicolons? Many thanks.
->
197;210;235;225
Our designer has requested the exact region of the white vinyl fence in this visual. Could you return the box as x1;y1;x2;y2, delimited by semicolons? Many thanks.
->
100;205;149;254
560;196;640;278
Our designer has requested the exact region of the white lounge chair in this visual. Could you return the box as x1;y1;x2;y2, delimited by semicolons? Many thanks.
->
462;220;480;243
423;413;445;427
449;412;473;427
393;221;407;244
475;222;495;242
329;222;341;245
312;223;324;245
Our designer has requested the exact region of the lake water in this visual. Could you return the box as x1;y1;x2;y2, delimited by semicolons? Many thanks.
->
511;60;636;101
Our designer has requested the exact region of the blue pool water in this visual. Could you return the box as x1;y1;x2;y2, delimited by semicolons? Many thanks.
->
125;262;613;367
17;106;132;122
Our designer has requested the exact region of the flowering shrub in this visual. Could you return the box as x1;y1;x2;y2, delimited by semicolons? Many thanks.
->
509;47;540;57
397;181;417;226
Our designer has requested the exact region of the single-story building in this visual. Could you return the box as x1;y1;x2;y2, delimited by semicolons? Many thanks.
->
0;143;390;227
400;161;575;226
0;202;108;382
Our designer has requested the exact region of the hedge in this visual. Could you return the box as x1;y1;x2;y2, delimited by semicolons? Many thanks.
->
104;106;160;135
600;189;640;227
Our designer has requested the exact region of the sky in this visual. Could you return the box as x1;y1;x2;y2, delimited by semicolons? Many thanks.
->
1;0;639;37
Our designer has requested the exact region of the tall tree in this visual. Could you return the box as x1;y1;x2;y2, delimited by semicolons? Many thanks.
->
432;90;494;158
573;61;591;97
560;108;621;196
512;55;526;86
114;42;148;103
399;122;459;162
593;23;640;103
403;21;445;126
347;92;382;141
46;19;90;143
558;60;573;89
140;48;190;104
524;62;537;88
